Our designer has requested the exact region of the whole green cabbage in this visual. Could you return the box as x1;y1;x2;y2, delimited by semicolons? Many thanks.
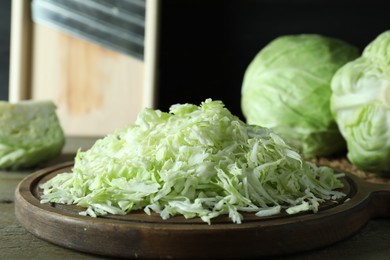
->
0;100;65;170
331;30;390;172
241;34;359;157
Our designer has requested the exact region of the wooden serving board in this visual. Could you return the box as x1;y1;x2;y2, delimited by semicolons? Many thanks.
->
15;161;390;259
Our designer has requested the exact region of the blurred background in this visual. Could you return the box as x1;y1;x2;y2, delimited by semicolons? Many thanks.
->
0;0;11;100
2;0;390;137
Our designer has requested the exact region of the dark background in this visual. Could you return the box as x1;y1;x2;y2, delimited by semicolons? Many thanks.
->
0;0;11;101
156;0;390;120
1;0;389;115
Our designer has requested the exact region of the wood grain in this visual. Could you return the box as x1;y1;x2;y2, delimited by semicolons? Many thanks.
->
8;0;32;101
14;162;390;259
31;24;146;136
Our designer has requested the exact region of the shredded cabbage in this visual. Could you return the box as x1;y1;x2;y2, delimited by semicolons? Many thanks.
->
40;99;345;224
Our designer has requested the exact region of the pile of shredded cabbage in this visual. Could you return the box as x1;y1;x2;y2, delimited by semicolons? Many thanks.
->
40;99;345;224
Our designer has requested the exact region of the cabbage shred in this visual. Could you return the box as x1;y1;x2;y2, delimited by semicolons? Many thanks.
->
40;99;345;224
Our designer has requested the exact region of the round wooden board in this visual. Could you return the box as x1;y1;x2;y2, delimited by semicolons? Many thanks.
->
14;162;390;258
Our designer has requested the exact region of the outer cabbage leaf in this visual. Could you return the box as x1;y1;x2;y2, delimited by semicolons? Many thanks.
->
0;100;65;170
331;30;390;172
241;34;359;157
40;99;344;224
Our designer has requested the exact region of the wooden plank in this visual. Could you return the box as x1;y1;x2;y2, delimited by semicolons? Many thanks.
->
9;1;160;137
8;0;33;101
0;171;27;202
143;0;160;109
0;203;98;260
31;24;145;136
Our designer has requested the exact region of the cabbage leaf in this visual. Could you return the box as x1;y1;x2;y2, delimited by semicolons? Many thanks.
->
331;30;390;172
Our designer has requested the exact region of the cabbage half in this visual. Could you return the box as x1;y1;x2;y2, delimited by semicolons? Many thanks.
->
40;99;344;224
241;34;359;157
0;100;65;170
331;30;390;172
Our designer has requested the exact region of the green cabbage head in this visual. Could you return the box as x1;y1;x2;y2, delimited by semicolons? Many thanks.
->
241;34;359;157
0;100;65;170
331;30;390;172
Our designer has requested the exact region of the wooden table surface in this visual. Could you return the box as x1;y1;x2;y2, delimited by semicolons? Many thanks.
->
2;137;390;259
